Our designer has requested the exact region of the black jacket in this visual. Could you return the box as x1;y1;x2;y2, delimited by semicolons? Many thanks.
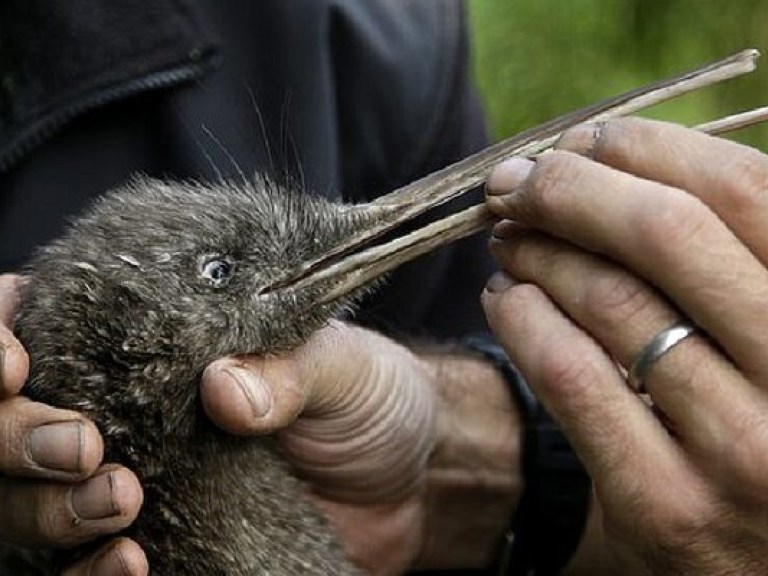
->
0;0;493;338
0;3;502;574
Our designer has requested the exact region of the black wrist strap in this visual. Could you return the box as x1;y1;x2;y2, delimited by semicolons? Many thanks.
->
461;334;591;576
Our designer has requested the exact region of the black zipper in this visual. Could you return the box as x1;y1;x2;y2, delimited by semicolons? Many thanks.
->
0;60;212;172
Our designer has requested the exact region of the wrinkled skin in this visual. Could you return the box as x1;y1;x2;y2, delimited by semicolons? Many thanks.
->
483;118;768;575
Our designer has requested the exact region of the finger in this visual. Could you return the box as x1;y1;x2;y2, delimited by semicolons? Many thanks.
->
0;275;29;395
480;274;694;504
486;153;768;381
557;118;768;263
490;232;765;463
201;352;303;436
62;538;149;576
0;465;143;547
0;396;103;481
200;319;379;436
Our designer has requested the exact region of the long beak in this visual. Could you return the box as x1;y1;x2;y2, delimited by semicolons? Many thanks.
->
261;49;765;303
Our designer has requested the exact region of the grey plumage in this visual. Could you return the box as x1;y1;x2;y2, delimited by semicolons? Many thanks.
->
6;176;379;575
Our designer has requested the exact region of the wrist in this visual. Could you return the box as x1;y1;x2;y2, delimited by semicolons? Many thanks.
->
565;497;627;576
413;351;524;569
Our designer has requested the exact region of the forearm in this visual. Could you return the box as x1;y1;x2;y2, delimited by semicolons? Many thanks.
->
413;351;523;569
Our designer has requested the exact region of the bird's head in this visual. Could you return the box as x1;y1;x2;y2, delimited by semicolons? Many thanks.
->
18;176;384;435
18;159;491;442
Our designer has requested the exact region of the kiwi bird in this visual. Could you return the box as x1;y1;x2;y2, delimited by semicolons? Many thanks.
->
1;171;489;575
12;178;377;575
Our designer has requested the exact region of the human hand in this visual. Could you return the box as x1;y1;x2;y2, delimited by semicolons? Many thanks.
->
0;274;146;576
482;117;768;574
201;320;438;575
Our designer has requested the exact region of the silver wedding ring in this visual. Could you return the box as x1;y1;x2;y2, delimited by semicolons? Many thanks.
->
628;321;698;393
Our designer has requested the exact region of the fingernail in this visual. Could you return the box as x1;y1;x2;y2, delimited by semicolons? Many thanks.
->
485;271;516;294
486;158;534;196
555;122;604;157
222;367;272;418
72;471;119;520
28;421;83;472
491;219;524;240
90;545;130;576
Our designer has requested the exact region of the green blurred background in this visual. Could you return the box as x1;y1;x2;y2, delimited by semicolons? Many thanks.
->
469;0;768;148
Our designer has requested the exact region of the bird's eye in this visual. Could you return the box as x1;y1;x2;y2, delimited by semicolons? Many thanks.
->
201;257;235;286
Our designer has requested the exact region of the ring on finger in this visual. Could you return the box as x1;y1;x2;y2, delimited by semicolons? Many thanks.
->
628;321;698;393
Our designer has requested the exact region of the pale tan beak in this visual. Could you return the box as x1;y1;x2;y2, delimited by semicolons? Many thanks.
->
260;49;766;303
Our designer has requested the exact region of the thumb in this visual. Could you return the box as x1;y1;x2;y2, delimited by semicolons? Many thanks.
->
200;353;305;436
200;320;366;436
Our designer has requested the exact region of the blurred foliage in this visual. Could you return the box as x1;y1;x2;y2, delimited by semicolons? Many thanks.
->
469;0;768;149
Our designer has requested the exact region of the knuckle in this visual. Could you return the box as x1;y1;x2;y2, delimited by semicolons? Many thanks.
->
725;412;768;495
583;267;656;326
0;406;27;473
592;118;630;157
33;484;86;546
516;238;569;285
0;482;79;546
527;152;584;215
493;283;544;322
718;148;768;222
643;496;712;548
538;337;603;397
34;497;71;544
635;191;714;259
486;284;546;345
721;149;768;210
